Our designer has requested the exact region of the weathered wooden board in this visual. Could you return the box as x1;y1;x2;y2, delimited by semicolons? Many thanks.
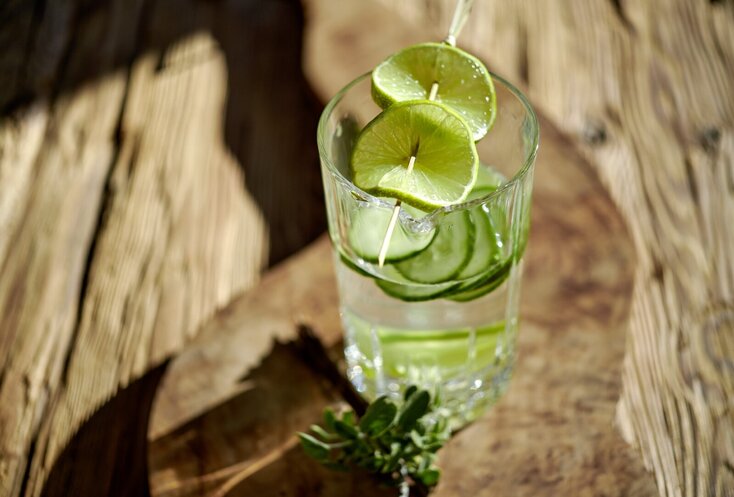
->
0;3;146;495
146;1;657;495
0;1;324;496
377;1;734;495
2;0;727;495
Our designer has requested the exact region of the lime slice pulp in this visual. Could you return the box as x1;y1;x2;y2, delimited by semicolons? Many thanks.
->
372;42;496;141
350;100;478;211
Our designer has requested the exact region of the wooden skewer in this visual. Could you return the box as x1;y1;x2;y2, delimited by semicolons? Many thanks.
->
377;82;440;267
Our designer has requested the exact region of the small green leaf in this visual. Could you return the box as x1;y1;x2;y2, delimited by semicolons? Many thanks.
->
432;416;448;436
419;468;441;486
342;411;356;426
299;386;447;493
424;441;445;452
409;430;424;449
310;424;337;441
397;390;431;431
385;443;402;471
299;433;330;460
333;419;359;439
417;455;429;473
359;396;398;436
323;408;336;430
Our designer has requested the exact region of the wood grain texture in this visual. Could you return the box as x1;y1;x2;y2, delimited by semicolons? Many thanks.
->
0;0;324;495
147;0;657;495
0;1;137;492
377;0;734;495
23;31;265;497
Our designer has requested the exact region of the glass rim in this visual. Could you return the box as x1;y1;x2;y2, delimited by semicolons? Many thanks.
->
317;71;540;216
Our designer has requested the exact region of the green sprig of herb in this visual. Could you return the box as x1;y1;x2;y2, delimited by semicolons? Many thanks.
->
298;386;450;496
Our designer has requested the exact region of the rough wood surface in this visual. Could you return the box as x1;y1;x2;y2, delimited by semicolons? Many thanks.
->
375;1;734;495
0;1;324;496
146;0;657;495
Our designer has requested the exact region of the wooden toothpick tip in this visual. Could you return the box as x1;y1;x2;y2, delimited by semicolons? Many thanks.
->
376;87;438;268
429;82;439;100
378;202;402;267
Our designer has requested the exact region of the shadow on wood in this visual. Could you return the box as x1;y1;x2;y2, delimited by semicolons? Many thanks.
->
147;338;391;497
2;0;326;266
38;362;169;497
145;96;659;497
143;0;327;265
1;0;327;495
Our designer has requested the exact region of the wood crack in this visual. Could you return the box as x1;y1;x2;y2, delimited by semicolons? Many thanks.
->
57;0;154;391
684;156;700;207
2;1;89;492
16;431;39;497
517;21;529;86
608;0;636;34
59;65;136;388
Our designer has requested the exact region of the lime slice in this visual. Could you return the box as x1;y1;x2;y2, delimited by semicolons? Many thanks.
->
474;163;505;191
372;42;496;141
351;101;478;211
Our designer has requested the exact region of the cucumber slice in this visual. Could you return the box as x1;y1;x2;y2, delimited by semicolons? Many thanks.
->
395;211;474;284
375;279;459;302
467;185;499;201
339;252;373;278
448;259;513;302
455;203;501;280
348;206;435;263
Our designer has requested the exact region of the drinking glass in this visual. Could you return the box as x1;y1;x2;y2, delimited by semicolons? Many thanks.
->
318;72;538;427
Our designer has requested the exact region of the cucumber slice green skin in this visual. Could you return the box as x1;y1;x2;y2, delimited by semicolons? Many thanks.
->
447;259;513;302
339;253;373;278
372;257;513;303
375;279;461;302
455;204;499;280
394;210;475;284
340;187;520;302
348;206;436;264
